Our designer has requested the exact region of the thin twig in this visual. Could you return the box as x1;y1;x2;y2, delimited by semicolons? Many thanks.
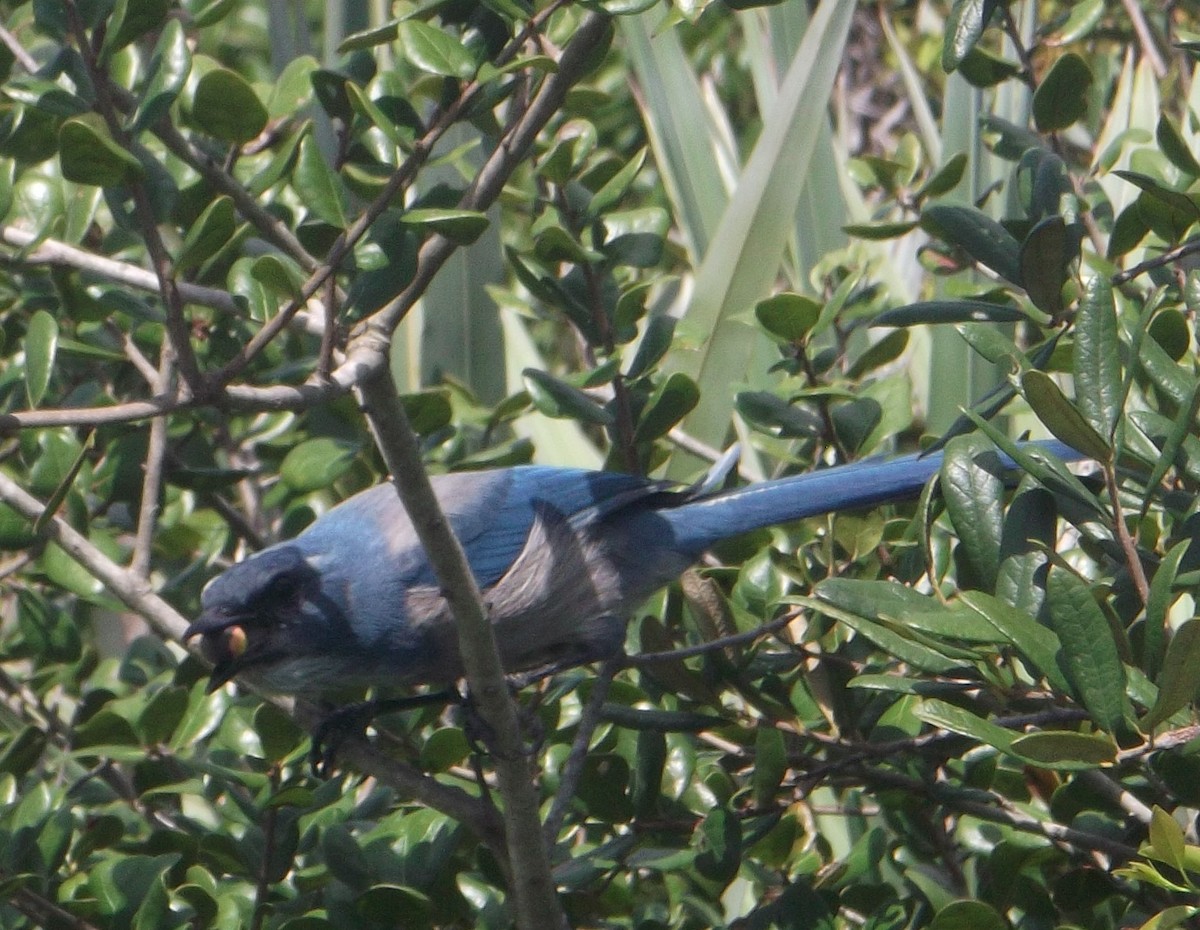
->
131;348;177;578
1113;237;1200;285
543;660;618;844
1118;0;1167;79
1105;461;1150;604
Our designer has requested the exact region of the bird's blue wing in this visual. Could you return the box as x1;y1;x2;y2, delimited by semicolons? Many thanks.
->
297;466;668;591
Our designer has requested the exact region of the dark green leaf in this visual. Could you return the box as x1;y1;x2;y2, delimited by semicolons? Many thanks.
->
1008;730;1117;766
1073;276;1121;440
1019;215;1069;315
398;20;477;79
922;204;1023;284
176;195;235;274
523;369;614;425
941;435;1005;592
59;114;144;186
1033;53;1093;132
1142;618;1200;730
103;0;172;56
400;208;489;245
192;68;268;143
1045;566;1130;734
957;46;1021;88
930;899;1009;930
24;309;57;407
294;134;347;228
755;293;820;342
872;298;1025;327
960;590;1072;695
280;438;359;492
634;372;699;443
1020;370;1111;462
942;0;1000;72
1157;114;1200;178
132;19;191;132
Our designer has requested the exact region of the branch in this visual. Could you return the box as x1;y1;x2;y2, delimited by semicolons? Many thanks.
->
1;225;240;314
355;359;568;930
0;470;188;640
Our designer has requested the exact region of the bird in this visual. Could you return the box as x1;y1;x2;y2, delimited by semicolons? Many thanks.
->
185;439;1082;696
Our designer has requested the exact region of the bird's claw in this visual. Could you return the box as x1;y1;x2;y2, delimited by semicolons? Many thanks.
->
308;689;460;777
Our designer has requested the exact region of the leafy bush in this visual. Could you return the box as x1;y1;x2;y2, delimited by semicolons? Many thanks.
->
1;1;1199;928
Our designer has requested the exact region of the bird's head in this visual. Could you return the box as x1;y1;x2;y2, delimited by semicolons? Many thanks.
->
185;546;338;693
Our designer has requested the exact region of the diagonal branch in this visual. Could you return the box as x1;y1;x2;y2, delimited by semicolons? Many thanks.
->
356;359;568;930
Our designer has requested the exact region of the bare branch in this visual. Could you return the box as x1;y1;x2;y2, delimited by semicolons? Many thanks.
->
1;225;240;314
356;359;568;930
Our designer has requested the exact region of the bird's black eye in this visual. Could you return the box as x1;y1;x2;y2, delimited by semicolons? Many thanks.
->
263;572;303;607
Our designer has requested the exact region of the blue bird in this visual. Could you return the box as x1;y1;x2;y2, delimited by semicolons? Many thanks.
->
185;440;1081;694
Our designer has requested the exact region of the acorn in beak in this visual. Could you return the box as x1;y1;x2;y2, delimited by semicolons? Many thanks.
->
184;610;251;692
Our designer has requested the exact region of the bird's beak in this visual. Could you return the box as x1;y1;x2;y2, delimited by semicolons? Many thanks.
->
185;610;250;693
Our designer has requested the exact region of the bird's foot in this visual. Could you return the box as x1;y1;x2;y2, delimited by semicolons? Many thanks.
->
309;689;459;777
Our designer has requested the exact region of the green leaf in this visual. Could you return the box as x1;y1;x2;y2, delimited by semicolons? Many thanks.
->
192;68;268;143
872;299;1025;327
280;438;359;492
602;206;669;267
267;55;319;120
357;886;432;925
1144;540;1192;680
523;369;614;426
751;724;786;809
400;208;489;245
0;726;47;777
915;698;1014;751
176;195;236;274
694;807;741;884
1055;0;1104;42
941;435;1005;592
589;148;646;215
1045;566;1130;734
957;46;1021;88
736;391;822;438
755;293;820;342
24;309;57;407
1008;730;1117;766
103;0;172;56
634;372;699;443
131;18;191;132
930;900;1009;930
250;254;302;299
842;219;919;240
922;204;1023;285
398;20;478;79
960;590;1072;695
1073;276;1121;441
294;134;347;228
58;114;144;187
1156;114;1200;178
1020;370;1110;462
942;0;999;71
917;152;969;199
137;687;188;746
1033;53;1093;131
1142;618;1200;731
1019;215;1069;315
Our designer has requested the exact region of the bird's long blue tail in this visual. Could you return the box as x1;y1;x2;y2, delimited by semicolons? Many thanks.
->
660;439;1083;554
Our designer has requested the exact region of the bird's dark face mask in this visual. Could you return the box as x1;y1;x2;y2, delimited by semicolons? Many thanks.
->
185;546;318;692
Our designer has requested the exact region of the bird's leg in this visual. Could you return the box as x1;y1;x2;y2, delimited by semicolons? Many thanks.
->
309;688;460;777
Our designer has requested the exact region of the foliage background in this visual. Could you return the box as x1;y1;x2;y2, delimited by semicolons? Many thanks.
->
2;0;1200;927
